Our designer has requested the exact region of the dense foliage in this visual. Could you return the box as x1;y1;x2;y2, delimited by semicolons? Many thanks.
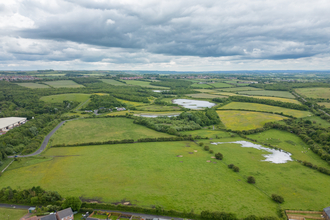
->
84;94;125;110
150;79;193;89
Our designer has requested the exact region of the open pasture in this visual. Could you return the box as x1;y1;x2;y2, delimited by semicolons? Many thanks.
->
190;83;214;89
219;87;263;92
180;129;232;139
40;93;90;103
301;116;330;128
217;110;287;130
238;90;295;99
101;79;127;86
193;89;218;93
247;129;330;168
123;80;169;89
318;102;330;108
44;80;84;88
247;96;301;104
16;82;50;89
209;82;233;88
185;93;227;99
219;102;311;118
0;208;27;220
295;87;330;99
136;105;181;111
2;139;330;217
50;117;174;146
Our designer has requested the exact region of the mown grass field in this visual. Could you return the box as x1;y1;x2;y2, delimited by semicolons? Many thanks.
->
123;80;168;89
301;116;330;128
295;87;330;99
180;129;233;139
44;80;84;88
219;102;311;118
318;102;330;108
248;96;301;104
2;139;330;217
101;79;127;85
16;83;50;89
50;118;174;146
217;110;287;130
0;208;27;220
0;141;278;217
190;83;213;89
220;87;263;92
136;105;181;111
214;92;238;96
247;129;330;168
40;93;90;103
209;82;233;88
193;89;218;93
238;90;295;99
185;93;226;99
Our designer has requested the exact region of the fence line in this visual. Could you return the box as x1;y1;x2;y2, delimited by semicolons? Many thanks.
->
286;210;323;214
287;215;323;220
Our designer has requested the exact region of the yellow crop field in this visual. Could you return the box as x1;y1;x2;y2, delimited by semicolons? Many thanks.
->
217;110;287;130
219;102;311;118
318;102;330;108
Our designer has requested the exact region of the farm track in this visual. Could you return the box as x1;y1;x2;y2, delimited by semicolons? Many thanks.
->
293;91;330;116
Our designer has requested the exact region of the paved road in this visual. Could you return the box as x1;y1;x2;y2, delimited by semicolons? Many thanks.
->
8;121;66;158
0;204;183;220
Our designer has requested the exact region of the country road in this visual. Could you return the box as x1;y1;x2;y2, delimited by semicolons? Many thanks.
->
8;121;66;158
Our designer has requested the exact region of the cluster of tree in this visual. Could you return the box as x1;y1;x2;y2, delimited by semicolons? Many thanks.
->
84;94;126;110
71;77;101;84
161;88;199;95
300;160;330;175
0;114;75;156
0;186;62;205
150;79;193;89
178;109;221;126
200;210;238;220
228;164;239;172
228;96;308;111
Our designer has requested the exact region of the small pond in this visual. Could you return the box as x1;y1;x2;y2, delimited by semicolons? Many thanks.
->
172;99;216;109
211;141;293;164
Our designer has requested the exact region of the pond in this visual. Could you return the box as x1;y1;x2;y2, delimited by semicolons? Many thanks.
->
152;90;169;93
172;99;216;109
211;141;293;164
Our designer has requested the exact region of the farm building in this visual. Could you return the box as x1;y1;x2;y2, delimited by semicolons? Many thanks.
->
0;117;27;133
324;207;330;220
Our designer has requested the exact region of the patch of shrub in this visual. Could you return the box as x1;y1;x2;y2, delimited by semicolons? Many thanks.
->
215;152;223;160
199;142;204;147
204;145;210;151
247;176;255;184
209;150;214;154
232;166;240;172
271;194;284;203
228;164;234;169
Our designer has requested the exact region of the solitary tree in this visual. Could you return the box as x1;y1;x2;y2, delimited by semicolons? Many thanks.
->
232;166;240;172
247;176;255;184
204;145;210;151
199;142;204;147
271;194;284;203
62;197;82;211
215;152;223;160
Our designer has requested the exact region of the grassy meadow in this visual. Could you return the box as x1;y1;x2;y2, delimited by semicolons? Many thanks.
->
247;96;301;104
301;116;330;128
123;80;168;89
0;208;28;220
190;84;213;89
179;129;233;139
44;80;84;88
318;102;330;108
247;129;330;168
40;93;90;103
101;79;127;85
50;118;173;145
238;90;295;99
16;83;50;89
136;105;181;111
219;102;311;118
219;87;263;92
295;87;330;99
209;82;233;88
185;93;226;99
217;110;287;130
2;139;330;217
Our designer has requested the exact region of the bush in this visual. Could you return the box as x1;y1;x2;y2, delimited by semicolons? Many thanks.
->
232;166;240;172
204;145;210;151
209;150;214;154
228;164;234;169
62;197;82;211
271;194;284;203
247;176;255;184
215;152;223;160
199;142;204;147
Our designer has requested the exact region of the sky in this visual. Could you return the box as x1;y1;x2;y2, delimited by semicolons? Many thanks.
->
0;0;330;71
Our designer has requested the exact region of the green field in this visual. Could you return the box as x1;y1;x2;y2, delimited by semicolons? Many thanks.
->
136;105;181;111
0;208;27;220
50;118;173;145
44;80;84;88
238;90;295;99
248;96;301;104
101;79;127;86
209;82;233;88
185;93;227;99
190;83;214;89
2;139;330;217
123;80;168;89
301;116;330;128
318;102;330;108
40;93;90;103
180;129;233;139
219;102;311;117
219;87;263;92
217;110;287;130
247;129;330;168
16;83;50;89
295;87;330;99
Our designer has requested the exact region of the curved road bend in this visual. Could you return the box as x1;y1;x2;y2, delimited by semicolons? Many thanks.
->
0;204;183;220
8;121;66;158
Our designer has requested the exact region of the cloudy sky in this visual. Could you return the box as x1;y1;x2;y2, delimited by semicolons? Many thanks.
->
1;0;330;71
